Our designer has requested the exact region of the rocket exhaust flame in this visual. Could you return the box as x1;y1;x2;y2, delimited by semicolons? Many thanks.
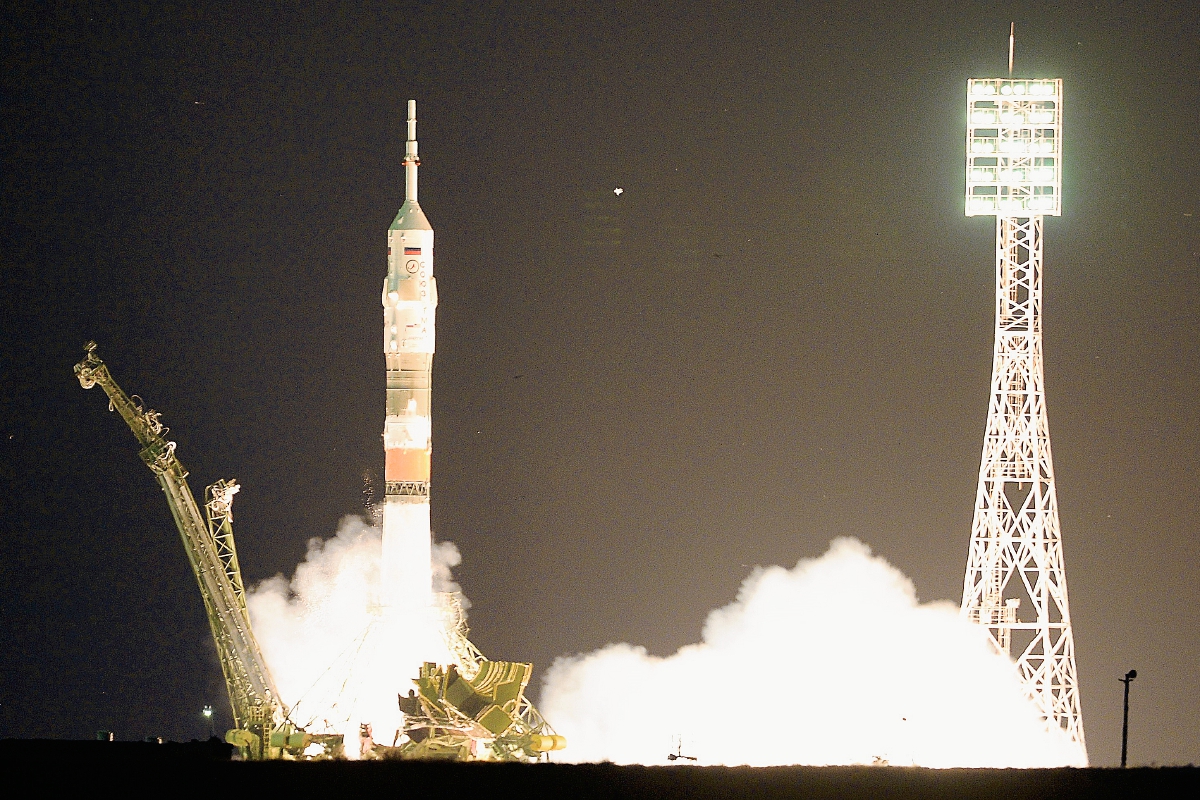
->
247;516;463;753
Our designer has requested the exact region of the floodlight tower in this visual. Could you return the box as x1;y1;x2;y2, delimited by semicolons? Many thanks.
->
961;75;1086;758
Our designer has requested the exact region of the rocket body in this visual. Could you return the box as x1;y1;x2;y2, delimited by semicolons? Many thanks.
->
381;100;436;610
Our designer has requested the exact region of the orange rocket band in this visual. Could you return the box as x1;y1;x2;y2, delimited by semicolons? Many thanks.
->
385;448;431;483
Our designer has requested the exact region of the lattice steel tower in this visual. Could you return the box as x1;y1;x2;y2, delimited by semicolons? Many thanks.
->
961;75;1086;758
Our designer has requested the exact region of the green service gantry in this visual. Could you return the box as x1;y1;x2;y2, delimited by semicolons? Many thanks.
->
74;342;341;760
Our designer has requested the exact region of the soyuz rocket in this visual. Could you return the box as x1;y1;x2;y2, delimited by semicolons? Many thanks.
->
381;100;436;610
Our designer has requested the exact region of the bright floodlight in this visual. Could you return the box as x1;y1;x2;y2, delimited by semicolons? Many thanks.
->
966;78;1062;217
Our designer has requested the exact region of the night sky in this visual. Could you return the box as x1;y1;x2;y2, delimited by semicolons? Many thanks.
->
2;1;1197;766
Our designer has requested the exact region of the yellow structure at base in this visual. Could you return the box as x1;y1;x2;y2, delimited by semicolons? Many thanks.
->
391;659;565;762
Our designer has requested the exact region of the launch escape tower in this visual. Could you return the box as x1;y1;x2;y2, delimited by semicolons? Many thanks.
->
960;74;1086;756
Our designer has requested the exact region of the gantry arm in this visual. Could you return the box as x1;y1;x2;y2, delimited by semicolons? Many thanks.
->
75;341;285;758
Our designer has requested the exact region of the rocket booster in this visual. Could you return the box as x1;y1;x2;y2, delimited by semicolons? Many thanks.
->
381;100;436;607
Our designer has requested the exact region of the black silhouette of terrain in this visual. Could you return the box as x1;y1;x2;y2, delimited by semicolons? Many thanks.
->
3;740;1197;798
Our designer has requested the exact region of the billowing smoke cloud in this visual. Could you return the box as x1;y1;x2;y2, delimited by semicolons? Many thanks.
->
247;515;464;751
248;521;1084;767
540;537;1086;768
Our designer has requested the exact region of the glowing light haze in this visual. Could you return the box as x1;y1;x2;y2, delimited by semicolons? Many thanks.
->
541;538;1087;767
248;515;462;752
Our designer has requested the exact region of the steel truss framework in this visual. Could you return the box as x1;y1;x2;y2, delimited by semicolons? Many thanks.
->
961;216;1086;755
74;343;285;756
434;592;559;749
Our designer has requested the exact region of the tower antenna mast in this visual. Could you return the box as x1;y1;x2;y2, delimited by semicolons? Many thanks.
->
962;47;1086;760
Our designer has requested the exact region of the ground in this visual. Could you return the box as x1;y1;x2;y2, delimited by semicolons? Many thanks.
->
3;741;1197;798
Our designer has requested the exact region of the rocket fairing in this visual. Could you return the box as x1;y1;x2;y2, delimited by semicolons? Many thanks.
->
381;100;436;608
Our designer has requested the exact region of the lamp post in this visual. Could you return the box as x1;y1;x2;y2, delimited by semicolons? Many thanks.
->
1119;670;1137;767
203;705;215;739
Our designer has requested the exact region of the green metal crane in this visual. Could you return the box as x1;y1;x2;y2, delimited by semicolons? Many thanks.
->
74;342;340;759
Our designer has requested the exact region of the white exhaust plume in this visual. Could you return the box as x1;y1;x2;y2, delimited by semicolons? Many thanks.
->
247;515;464;753
540;537;1087;768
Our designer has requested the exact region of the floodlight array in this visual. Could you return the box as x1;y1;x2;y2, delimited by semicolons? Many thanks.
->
966;78;1062;217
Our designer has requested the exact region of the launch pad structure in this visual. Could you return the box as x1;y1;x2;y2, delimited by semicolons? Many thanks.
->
960;74;1086;757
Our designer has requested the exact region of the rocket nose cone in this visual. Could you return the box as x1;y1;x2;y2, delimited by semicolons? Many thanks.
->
391;200;432;231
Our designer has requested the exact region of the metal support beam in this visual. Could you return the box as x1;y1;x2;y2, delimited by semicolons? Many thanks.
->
961;216;1087;756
